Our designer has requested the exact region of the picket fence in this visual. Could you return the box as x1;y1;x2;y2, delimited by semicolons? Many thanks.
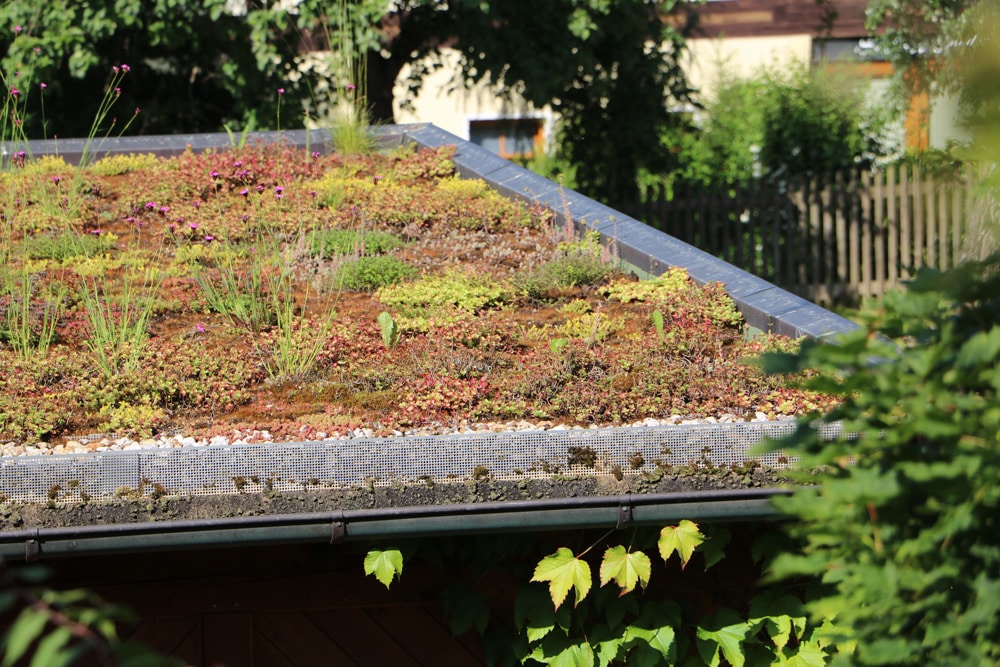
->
612;164;986;306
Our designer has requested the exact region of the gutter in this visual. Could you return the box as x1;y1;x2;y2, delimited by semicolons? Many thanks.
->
0;488;789;561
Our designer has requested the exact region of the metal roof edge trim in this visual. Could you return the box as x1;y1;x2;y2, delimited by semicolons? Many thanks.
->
397;124;859;340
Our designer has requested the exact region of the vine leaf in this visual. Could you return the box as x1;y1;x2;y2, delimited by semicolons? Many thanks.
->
442;585;489;636
363;549;403;589
3;608;50;666
696;608;759;667
623;624;677;664
700;525;732;570
531;547;593;610
599;546;651;594
785;640;828;667
658;520;705;569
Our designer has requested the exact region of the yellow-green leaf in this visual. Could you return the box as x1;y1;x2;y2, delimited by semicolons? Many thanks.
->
599;545;651;594
531;547;593;610
363;548;403;589
658;520;705;569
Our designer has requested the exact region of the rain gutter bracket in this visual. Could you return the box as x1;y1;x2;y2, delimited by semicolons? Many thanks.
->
24;528;40;562
615;499;632;530
330;511;347;543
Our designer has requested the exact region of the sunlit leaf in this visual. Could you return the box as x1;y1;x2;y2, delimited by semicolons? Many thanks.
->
3;609;49;666
658;520;705;569
696;608;757;667
363;549;403;589
531;548;593;610
599;546;651;594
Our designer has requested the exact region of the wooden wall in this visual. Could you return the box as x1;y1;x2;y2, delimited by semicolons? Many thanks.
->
689;0;870;39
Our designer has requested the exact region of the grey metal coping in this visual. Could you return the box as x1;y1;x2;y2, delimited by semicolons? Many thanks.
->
8;123;858;340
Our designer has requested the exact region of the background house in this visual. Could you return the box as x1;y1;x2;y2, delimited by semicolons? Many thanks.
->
392;0;965;159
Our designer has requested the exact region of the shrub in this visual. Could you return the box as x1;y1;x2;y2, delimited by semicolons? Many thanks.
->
761;257;1000;665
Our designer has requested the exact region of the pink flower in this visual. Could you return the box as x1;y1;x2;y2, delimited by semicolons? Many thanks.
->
134;107;141;115
346;83;356;91
89;229;102;235
114;87;121;96
39;82;46;90
195;323;206;333
113;66;119;75
120;64;131;73
239;188;249;197
204;235;215;242
9;86;20;98
13;25;22;34
278;88;285;95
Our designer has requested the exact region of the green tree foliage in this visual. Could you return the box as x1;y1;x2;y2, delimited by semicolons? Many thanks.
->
0;1;701;203
674;62;896;183
865;0;991;107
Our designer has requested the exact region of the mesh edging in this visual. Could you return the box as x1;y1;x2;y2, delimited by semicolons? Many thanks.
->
0;422;841;504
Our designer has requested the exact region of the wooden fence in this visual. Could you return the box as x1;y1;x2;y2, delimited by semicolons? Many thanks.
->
612;164;984;306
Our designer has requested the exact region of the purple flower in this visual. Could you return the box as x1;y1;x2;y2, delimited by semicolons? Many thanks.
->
158;205;170;215
195;323;206;333
189;223;199;230
204;235;215;242
120;64;131;73
144;201;157;209
50;175;62;184
256;184;264;194
274;186;284;194
239;188;249;197
9;86;20;98
89;229;102;235
373;175;383;185
210;170;220;179
346;83;356;91
311;151;320;159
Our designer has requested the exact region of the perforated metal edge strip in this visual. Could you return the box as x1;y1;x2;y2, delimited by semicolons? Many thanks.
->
0;422;843;504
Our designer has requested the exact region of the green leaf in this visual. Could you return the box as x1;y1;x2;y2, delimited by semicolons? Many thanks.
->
623;624;677;663
784;639;829;667
599;546;651;594
696;608;757;667
362;549;403;589
531;547;593;610
658;520;705;569
550;642;595;667
700;525;732;570
28;626;75;667
442;585;490;636
3;608;50;666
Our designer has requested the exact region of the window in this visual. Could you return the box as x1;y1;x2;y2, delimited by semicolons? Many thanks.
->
468;118;544;159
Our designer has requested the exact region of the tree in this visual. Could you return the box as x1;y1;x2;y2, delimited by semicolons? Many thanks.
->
865;0;993;109
0;1;702;203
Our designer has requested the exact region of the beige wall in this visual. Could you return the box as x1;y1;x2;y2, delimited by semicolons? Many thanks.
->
684;35;813;103
392;48;554;144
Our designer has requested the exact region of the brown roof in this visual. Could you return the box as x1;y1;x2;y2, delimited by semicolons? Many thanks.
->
687;0;870;39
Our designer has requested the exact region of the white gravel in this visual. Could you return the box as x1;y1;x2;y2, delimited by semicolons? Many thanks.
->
0;412;788;458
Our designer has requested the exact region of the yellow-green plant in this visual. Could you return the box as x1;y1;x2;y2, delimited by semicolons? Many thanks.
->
377;269;511;330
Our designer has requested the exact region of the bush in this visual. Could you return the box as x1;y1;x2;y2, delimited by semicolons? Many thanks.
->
761;257;1000;665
